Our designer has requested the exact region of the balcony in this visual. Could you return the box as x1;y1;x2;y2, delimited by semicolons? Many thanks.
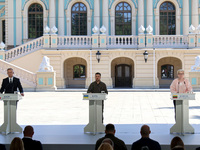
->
2;31;199;61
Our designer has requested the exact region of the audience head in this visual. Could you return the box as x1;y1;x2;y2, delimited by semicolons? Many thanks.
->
97;143;113;150
10;137;24;150
105;124;116;135
23;125;34;138
140;125;151;138
171;136;184;150
102;138;114;148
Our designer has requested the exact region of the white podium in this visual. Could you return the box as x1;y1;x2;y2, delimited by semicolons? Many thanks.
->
170;93;195;134
83;93;107;134
0;94;23;134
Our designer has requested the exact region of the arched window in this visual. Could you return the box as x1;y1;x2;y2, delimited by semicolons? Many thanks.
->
2;20;5;43
115;2;131;35
28;3;43;38
161;64;174;79
71;2;87;35
73;64;86;78
160;2;176;35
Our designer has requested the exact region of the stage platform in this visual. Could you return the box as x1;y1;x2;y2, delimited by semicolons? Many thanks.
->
1;124;200;150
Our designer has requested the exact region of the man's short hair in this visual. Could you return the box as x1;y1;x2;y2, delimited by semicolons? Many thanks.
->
106;124;115;132
23;125;34;135
95;72;101;76
7;68;13;71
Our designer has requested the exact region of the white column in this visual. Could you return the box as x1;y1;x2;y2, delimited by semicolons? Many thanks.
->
58;0;65;35
192;0;199;32
138;0;144;28
146;0;153;28
102;0;109;35
49;0;56;28
94;0;100;31
183;0;189;35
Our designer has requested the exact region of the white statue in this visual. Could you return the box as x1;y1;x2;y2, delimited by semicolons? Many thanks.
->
38;56;54;72
191;56;200;72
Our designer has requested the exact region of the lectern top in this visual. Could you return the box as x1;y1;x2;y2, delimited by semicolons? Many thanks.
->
171;93;195;100
0;94;22;101
83;93;107;100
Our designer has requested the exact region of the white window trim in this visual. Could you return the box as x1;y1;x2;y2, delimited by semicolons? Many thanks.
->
0;6;5;43
66;0;92;36
109;0;137;35
154;0;181;35
22;0;48;41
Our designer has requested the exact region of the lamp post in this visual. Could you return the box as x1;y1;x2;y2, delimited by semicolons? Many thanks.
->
96;51;101;63
143;50;148;63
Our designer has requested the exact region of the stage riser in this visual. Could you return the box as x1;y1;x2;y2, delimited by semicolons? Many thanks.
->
4;144;200;150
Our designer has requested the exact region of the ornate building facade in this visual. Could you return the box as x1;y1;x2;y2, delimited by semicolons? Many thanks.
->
0;0;200;89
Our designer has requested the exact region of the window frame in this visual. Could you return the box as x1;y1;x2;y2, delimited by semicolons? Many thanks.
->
115;2;132;35
161;64;174;79
71;2;87;35
159;1;176;35
28;3;43;39
73;64;86;79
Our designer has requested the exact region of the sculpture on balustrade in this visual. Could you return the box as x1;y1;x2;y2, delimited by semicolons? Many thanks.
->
191;55;200;72
38;56;54;72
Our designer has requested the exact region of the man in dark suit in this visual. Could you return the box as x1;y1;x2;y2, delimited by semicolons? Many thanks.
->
22;126;43;150
95;124;127;150
0;68;24;96
0;144;6;150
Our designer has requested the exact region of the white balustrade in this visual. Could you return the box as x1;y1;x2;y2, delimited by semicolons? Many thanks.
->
57;36;92;48
153;35;188;48
0;59;36;87
107;35;138;48
5;36;44;61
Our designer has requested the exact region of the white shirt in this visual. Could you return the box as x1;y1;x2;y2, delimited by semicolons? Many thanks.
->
9;77;13;83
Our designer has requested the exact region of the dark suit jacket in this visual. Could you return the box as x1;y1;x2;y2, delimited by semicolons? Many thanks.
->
0;77;23;94
0;144;6;150
22;137;43;150
95;134;127;150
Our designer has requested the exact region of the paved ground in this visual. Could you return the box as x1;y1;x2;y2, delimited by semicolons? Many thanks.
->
0;92;200;125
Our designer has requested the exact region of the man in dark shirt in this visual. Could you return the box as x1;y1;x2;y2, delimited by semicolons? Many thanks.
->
131;125;161;150
87;72;108;122
95;124;127;150
22;126;43;150
0;144;6;150
87;72;108;94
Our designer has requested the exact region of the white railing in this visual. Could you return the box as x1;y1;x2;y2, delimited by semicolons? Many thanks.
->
0;59;36;87
107;35;138;48
5;36;44;61
153;35;188;48
57;36;92;48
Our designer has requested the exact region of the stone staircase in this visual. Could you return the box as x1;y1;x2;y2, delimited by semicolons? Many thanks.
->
0;59;36;87
5;36;44;62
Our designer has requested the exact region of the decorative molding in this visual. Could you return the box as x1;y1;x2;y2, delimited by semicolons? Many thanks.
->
22;0;49;10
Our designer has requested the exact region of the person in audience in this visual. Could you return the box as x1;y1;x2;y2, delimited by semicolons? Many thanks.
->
170;136;184;150
0;144;6;150
10;137;24;150
95;124;127;150
196;147;200;150
22;125;43;150
102;138;114;148
131;125;161;150
97;143;113;150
